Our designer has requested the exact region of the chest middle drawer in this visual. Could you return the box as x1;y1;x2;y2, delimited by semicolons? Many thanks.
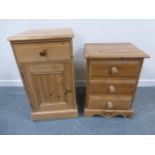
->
89;79;136;94
89;59;140;79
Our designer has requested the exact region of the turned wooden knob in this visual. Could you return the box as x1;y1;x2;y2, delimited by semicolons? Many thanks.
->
106;101;114;109
111;66;119;74
40;49;47;56
108;85;116;93
64;88;71;95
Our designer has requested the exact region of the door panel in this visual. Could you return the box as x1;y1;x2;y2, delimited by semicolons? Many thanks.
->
31;72;66;104
21;62;73;111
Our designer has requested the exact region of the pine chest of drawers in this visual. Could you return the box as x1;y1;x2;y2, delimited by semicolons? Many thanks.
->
84;43;149;118
8;28;78;120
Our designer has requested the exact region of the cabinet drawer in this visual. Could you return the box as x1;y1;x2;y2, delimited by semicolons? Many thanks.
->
89;95;132;110
89;60;140;78
89;79;136;94
13;41;71;62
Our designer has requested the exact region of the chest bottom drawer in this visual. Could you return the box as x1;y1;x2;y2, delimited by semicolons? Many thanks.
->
88;95;132;110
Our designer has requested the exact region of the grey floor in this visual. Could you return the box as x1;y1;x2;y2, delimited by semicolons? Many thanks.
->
0;87;155;135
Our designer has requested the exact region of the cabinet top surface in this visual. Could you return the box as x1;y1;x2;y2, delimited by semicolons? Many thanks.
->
84;43;150;59
8;28;74;41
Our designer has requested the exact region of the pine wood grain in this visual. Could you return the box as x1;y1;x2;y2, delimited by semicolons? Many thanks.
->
85;109;134;118
13;41;72;62
89;59;141;78
9;28;77;120
84;42;150;118
84;43;150;58
8;28;74;41
89;79;136;94
89;95;132;110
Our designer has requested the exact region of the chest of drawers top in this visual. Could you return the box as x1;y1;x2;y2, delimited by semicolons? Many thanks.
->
84;43;149;59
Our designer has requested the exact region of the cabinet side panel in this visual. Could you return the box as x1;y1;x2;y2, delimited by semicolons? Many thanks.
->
10;42;36;110
130;58;144;108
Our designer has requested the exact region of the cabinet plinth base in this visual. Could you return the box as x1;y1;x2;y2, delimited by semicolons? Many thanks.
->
85;109;134;118
31;109;78;121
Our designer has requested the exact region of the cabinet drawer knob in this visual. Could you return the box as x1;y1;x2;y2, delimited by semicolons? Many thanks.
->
40;50;47;56
64;89;71;95
106;101;114;109
108;85;116;93
111;66;119;74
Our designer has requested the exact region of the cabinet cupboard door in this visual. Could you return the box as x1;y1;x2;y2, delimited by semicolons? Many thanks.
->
21;62;74;111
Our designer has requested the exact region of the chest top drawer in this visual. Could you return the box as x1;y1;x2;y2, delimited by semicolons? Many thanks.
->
13;41;72;63
89;59;141;78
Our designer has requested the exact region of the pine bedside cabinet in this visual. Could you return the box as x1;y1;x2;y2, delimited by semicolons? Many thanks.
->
84;43;149;118
8;28;78;120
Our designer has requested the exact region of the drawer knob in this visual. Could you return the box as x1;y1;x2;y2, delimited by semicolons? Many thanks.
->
64;88;71;96
106;101;114;109
108;85;116;93
40;50;47;56
111;66;119;74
